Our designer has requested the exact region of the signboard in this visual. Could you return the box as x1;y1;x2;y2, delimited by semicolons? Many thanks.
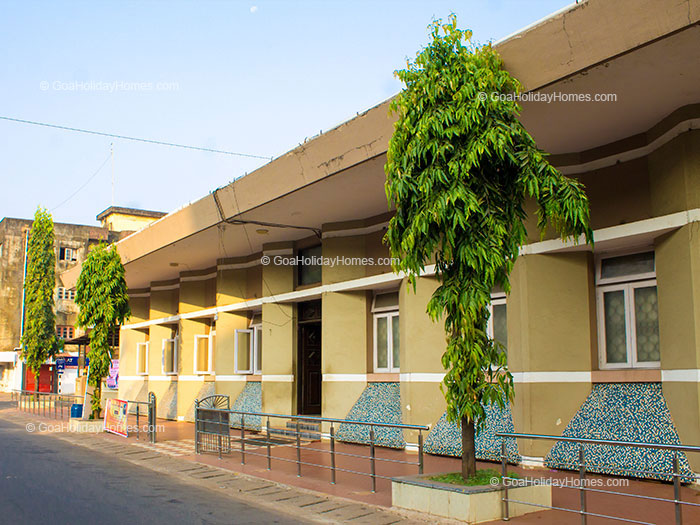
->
104;398;129;437
56;358;66;374
106;359;119;389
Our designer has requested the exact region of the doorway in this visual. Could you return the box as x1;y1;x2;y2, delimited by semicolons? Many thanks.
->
297;300;322;415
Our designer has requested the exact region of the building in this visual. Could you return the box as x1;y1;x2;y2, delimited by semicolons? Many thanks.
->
63;0;700;477
0;207;164;392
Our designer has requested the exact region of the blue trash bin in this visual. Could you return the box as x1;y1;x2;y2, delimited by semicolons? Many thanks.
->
70;404;83;418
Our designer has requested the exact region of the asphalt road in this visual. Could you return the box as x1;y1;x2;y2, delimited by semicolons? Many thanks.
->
0;412;306;525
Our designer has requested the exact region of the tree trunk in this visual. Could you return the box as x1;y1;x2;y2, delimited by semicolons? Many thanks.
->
34;372;39;404
461;417;477;479
92;382;101;420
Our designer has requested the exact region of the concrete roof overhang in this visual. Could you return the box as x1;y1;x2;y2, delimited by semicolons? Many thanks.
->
60;0;700;290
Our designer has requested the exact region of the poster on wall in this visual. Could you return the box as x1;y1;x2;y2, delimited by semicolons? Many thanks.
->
104;398;129;437
106;359;119;389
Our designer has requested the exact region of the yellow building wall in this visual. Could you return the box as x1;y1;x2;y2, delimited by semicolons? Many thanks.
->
321;290;368;427
261;245;296;415
656;224;700;462
508;252;595;457
104;213;161;233
400;277;448;441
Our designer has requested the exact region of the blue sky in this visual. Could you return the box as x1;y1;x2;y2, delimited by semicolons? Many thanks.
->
0;1;572;226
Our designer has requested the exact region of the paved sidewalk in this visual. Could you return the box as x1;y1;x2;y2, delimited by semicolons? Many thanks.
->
0;403;451;524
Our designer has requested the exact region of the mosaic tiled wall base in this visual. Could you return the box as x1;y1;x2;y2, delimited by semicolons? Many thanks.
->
424;401;521;463
185;382;215;422
336;382;406;448
157;382;178;420
545;383;693;481
230;382;262;431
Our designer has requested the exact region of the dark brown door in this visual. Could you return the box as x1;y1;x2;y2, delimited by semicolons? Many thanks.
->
298;322;322;415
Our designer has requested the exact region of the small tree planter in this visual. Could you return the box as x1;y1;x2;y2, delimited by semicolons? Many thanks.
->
392;472;551;523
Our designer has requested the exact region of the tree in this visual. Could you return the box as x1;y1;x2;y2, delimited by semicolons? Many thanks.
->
21;207;60;393
75;243;130;418
385;16;593;479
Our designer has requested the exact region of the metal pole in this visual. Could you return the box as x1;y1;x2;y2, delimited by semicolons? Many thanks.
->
418;431;424;475
673;452;683;525
330;423;336;485
152;392;157;444
194;400;199;455
266;417;271;470
136;403;140;441
296;419;301;477
241;414;246;464
370;427;376;493
502;439;510;521
579;445;587;525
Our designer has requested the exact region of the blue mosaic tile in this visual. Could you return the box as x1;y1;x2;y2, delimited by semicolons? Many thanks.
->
336;382;406;448
545;383;693;482
424;401;521;463
230;382;262;431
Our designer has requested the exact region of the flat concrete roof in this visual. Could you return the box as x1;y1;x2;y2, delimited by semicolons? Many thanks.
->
96;206;167;221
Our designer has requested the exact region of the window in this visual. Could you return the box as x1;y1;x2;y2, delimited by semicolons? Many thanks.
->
372;291;399;372
234;314;262;374
136;342;149;375
59;247;78;262
57;287;76;300
56;326;74;339
194;334;212;374
487;295;508;351
162;337;178;375
298;245;322;285
597;251;660;369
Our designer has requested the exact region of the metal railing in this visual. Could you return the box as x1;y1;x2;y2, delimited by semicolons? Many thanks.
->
194;402;429;494
12;389;157;443
496;431;700;524
123;391;157;443
12;389;82;419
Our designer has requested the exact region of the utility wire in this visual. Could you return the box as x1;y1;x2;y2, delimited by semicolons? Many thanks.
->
0;116;273;160
50;153;111;212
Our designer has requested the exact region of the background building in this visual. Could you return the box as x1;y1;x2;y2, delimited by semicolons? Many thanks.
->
0;206;164;392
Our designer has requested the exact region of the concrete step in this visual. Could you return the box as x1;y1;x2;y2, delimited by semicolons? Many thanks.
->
268;426;321;441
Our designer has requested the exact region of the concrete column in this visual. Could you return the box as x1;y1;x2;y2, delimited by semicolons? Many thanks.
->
261;243;296;415
321;290;368;422
400;276;447;441
656;224;700;463
508;252;595;457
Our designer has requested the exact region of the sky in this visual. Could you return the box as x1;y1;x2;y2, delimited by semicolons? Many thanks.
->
0;0;573;226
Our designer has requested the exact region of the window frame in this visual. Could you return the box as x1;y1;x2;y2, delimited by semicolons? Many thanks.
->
136;342;149;376
596;249;660;370
234;317;262;375
486;294;507;344
161;337;178;375
193;334;213;374
373;310;400;373
597;278;660;370
596;250;656;286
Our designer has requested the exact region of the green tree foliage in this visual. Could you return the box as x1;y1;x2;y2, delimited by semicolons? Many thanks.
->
75;243;130;418
385;16;593;478
21;207;60;390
